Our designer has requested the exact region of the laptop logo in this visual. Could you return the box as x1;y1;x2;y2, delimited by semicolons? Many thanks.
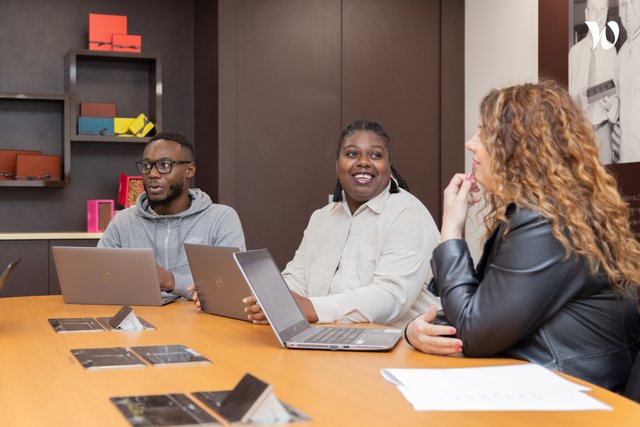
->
215;275;224;289
101;272;113;284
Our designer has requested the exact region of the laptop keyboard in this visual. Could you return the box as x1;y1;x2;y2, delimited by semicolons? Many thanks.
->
303;327;365;344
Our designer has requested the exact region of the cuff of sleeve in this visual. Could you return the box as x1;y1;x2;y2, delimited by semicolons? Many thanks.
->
403;314;422;350
172;274;193;300
308;295;341;324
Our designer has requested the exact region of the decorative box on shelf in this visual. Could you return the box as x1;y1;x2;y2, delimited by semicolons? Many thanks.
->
118;173;144;207
80;102;116;118
87;199;114;232
115;117;136;136
15;154;61;181
89;13;127;51
129;113;155;137
78;117;115;136
112;34;142;53
0;149;41;180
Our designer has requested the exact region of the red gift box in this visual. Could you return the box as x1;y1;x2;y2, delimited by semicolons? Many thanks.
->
80;102;116;118
118;173;144;207
0;149;41;180
15;154;61;181
89;13;127;51
87;199;114;232
112;34;142;53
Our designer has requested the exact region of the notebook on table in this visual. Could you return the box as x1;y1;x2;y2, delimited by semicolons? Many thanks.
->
233;249;402;351
52;246;180;306
185;244;250;321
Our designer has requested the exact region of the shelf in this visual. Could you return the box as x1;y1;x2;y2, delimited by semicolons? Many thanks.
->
0;179;66;188
70;135;150;144
0;93;69;188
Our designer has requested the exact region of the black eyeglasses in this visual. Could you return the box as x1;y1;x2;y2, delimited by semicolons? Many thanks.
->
135;159;192;174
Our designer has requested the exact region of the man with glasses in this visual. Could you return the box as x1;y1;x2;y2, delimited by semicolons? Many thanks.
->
98;131;246;300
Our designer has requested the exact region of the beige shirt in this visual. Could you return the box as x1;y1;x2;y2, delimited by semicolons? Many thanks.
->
282;185;441;328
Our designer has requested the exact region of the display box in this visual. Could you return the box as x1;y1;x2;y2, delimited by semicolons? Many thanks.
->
15;154;61;181
0;149;41;180
78;117;115;136
118;173;144;207
87;199;114;232
114;117;136;136
80;102;116;118
112;34;142;53
89;13;127;51
128;113;155;137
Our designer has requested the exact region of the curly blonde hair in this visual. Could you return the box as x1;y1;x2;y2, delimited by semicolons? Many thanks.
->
478;79;640;291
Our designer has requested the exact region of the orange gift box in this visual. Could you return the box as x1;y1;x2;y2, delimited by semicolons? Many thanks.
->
87;199;115;232
112;34;142;53
89;13;127;51
0;149;41;180
118;173;144;207
15;154;61;181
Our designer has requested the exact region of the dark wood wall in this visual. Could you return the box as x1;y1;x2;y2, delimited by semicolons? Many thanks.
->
0;0;195;232
1;0;465;273
207;0;465;268
539;0;570;85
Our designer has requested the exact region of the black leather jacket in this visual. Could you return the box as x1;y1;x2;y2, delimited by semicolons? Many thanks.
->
432;204;639;392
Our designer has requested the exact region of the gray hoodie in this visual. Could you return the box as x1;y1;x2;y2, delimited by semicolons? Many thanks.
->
98;188;246;299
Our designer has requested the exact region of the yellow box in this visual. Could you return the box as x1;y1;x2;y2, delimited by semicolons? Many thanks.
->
114;117;136;136
129;113;155;137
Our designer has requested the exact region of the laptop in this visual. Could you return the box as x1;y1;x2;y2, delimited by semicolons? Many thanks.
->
52;246;180;306
0;258;21;290
233;249;402;351
184;244;250;321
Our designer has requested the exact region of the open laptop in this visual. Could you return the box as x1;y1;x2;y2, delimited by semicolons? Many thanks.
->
184;244;249;321
233;249;402;351
0;258;21;290
52;246;180;306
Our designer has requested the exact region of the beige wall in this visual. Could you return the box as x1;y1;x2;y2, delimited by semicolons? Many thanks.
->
464;0;539;260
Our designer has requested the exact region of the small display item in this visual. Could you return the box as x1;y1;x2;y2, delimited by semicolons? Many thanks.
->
114;117;136;136
193;390;310;424
87;199;114;232
71;347;146;370
587;79;616;104
128;113;155;137
118;173;144;207
112;34;142;53
80;102;116;118
96;317;156;331
89;13;127;51
15;154;61;180
78;117;115;136
0;150;41;180
49;318;105;333
111;394;220;427
130;345;212;367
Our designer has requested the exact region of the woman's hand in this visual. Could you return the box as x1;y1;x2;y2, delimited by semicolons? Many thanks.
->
242;296;270;325
405;305;463;355
441;173;480;241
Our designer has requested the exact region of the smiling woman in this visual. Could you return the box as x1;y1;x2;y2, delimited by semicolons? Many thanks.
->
242;119;441;328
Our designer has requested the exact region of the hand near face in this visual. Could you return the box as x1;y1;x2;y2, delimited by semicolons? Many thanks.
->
441;173;480;241
406;305;463;355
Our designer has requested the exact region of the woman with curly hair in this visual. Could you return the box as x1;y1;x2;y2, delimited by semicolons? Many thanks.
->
405;80;640;392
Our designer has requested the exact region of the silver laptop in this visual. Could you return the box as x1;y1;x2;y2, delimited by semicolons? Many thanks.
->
233;249;402;351
184;244;249;321
52;246;180;306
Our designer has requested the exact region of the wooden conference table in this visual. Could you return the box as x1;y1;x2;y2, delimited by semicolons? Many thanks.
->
1;296;639;427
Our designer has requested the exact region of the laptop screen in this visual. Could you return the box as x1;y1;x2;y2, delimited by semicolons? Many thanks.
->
234;250;309;340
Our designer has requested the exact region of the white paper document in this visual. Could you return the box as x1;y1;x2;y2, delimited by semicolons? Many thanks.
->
381;363;611;411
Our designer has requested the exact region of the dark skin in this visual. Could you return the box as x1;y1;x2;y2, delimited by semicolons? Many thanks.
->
240;130;392;324
141;139;195;293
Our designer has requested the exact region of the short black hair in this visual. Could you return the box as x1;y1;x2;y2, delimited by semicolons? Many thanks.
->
147;131;194;160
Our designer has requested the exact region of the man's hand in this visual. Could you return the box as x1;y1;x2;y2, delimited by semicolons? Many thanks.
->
156;264;175;293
